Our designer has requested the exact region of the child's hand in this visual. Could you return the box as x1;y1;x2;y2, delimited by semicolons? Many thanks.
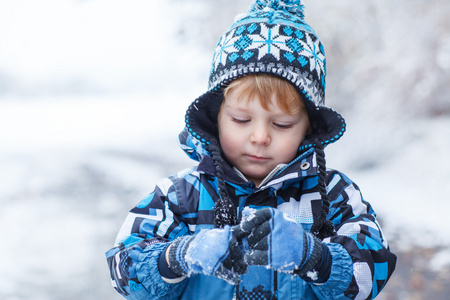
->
233;207;322;274
167;226;247;284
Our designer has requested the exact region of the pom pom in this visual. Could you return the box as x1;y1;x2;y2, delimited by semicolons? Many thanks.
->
249;0;305;19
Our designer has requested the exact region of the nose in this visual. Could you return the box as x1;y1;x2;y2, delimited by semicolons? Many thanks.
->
250;124;271;145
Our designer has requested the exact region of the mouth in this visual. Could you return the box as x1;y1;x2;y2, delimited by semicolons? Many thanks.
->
246;154;269;161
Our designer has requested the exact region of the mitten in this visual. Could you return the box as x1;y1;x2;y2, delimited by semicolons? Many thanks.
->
233;207;322;274
167;226;247;284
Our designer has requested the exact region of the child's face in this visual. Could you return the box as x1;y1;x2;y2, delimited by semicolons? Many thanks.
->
218;88;309;186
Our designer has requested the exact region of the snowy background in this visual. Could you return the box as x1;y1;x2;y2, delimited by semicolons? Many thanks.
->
0;0;449;299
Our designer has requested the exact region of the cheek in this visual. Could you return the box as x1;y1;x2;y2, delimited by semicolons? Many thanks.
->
218;115;243;153
278;136;304;158
285;140;301;156
219;130;239;154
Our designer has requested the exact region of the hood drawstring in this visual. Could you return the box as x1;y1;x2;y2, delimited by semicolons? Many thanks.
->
310;141;336;239
208;142;238;228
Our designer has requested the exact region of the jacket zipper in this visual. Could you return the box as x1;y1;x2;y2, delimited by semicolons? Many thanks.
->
273;270;278;300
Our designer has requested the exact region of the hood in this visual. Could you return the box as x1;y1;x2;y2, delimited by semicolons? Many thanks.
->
178;127;211;163
181;0;347;153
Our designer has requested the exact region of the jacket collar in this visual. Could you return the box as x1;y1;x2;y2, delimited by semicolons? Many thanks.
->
197;147;319;190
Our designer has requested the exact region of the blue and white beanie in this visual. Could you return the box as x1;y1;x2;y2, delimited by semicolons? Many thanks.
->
183;0;343;233
185;0;346;151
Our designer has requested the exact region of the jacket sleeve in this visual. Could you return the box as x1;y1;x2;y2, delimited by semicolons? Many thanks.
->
105;174;193;300
311;170;397;300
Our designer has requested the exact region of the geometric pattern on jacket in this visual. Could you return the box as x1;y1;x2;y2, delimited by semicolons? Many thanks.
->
106;145;396;300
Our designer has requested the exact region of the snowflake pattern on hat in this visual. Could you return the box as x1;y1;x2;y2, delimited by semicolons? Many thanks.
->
208;8;326;107
213;23;324;76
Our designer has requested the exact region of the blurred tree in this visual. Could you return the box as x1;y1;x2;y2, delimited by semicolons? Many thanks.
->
169;0;251;49
305;0;450;117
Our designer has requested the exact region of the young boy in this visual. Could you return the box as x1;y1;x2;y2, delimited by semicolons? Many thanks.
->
106;1;396;299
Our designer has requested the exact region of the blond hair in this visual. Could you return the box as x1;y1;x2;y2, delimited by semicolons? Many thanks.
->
223;74;306;115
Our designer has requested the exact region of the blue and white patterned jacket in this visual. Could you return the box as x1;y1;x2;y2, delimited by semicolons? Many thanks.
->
106;133;396;299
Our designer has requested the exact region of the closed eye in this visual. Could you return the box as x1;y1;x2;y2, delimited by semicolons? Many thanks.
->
274;123;293;129
232;117;250;124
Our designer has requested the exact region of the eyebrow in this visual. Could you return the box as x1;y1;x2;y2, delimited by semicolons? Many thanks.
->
222;102;249;112
225;107;302;120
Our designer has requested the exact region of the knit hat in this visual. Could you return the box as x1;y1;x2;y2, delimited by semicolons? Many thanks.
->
184;0;343;237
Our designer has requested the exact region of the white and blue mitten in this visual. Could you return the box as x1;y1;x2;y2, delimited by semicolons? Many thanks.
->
167;226;247;284
233;207;323;275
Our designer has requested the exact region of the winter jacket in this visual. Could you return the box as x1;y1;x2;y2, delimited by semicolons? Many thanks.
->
106;133;396;300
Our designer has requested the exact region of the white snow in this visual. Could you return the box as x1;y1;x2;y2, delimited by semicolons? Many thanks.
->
185;228;230;275
0;0;449;299
241;206;257;221
306;270;319;282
